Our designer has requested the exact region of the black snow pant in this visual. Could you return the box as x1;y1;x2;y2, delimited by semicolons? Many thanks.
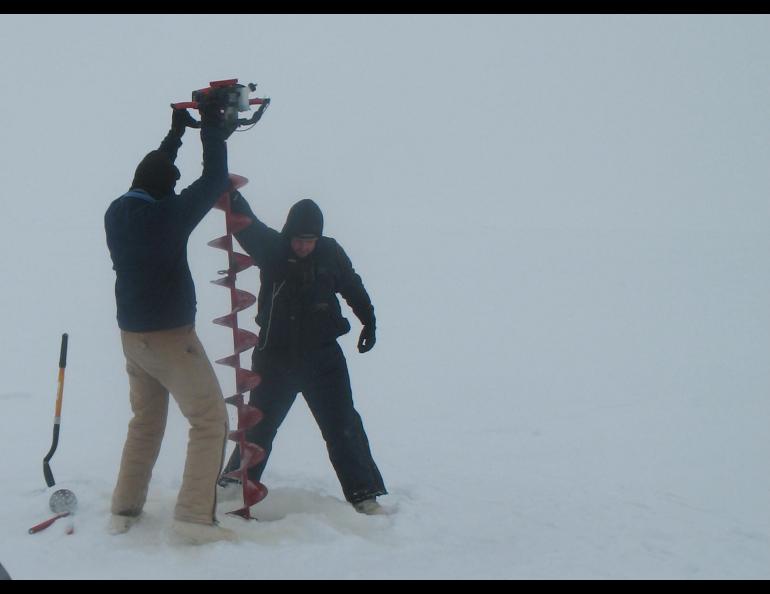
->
0;561;10;580
223;341;386;504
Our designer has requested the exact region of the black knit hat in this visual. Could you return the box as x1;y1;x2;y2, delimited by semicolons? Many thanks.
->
131;150;180;200
282;199;324;238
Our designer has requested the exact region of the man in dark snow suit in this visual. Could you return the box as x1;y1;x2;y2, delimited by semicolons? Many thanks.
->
105;105;238;544
220;191;387;514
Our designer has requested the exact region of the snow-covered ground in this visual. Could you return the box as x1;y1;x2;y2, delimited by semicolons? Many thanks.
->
1;14;768;579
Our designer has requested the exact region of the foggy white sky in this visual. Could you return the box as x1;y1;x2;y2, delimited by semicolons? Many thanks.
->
2;10;769;474
1;13;768;423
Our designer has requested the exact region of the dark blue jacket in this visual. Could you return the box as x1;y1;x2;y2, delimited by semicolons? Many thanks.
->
230;195;375;354
105;126;229;332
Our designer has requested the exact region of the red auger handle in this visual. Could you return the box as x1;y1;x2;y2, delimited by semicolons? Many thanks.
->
174;99;265;109
173;79;238;109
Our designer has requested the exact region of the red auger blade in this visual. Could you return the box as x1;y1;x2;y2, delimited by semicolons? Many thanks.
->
210;172;266;520
227;428;246;442
236;368;261;393
213;312;237;328
215;353;241;368
229;174;249;190
228;213;253;234
227;507;254;520
225;394;244;408
244;479;268;505
232;289;257;312
229;252;254;273
233;329;258;352
238;405;263;429
208;235;232;251
211;276;236;289
241;442;266;468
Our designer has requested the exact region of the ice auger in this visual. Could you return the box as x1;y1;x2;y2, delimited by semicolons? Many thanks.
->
209;175;268;519
173;79;271;519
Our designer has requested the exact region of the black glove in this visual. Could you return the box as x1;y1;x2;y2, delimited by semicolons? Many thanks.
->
230;190;255;218
171;108;197;136
200;102;238;139
357;325;376;353
199;100;224;126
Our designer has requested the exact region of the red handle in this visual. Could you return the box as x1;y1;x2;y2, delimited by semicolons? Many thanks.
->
28;512;70;534
210;78;238;88
172;101;199;110
175;99;264;109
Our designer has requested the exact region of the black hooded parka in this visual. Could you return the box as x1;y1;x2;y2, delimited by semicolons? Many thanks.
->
222;193;386;504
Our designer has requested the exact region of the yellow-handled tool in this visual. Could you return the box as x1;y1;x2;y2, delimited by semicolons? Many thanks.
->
43;333;68;488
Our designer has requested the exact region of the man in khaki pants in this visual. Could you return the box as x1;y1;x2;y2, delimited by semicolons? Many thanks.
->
105;103;235;544
115;327;228;533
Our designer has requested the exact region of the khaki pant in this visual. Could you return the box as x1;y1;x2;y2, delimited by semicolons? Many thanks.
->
111;325;228;525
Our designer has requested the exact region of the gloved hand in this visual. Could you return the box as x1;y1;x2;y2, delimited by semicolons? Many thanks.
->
199;101;224;127
171;108;197;136
230;190;255;218
357;325;376;353
199;101;238;139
